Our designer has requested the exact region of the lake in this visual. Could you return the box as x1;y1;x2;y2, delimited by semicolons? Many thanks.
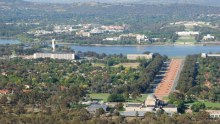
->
0;39;20;44
71;45;220;57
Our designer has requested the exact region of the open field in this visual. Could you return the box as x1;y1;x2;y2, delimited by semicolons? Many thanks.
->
186;101;220;109
176;36;196;43
203;102;220;108
176;36;196;44
89;93;148;103
89;93;110;102
114;63;139;68
92;63;105;67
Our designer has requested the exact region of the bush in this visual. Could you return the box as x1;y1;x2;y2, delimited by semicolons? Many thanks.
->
191;102;206;112
107;94;125;102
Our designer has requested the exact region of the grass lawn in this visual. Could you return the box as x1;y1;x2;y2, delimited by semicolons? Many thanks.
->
135;94;148;102
89;93;110;102
162;96;169;101
176;38;196;43
126;94;149;103
203;101;220;108
92;63;105;67
114;63;140;68
89;93;148;103
176;36;196;44
186;101;220;109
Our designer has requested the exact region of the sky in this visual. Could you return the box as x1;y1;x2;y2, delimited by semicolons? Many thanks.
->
24;0;137;3
23;0;220;6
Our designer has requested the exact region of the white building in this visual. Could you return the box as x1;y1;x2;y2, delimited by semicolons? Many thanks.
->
121;94;177;117
136;35;147;44
203;34;215;41
103;37;121;41
176;31;199;36
33;53;75;60
76;30;91;37
145;94;157;107
27;30;53;36
54;25;73;33
206;110;220;118
127;53;154;60
90;28;104;34
33;39;75;60
201;53;220;58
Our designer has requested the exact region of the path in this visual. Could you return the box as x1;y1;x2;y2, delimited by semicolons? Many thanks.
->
154;59;183;99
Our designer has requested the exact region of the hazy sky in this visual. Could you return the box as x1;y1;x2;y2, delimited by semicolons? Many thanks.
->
24;0;137;3
23;0;220;6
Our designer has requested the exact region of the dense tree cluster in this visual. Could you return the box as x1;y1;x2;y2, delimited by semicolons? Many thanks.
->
0;54;140;94
0;109;218;124
114;54;167;94
0;44;38;56
193;57;220;102
175;55;220;111
176;55;198;93
107;94;125;102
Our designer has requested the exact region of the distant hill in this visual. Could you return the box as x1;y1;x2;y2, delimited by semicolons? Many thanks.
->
2;0;24;2
138;0;220;6
24;0;139;3
24;0;220;6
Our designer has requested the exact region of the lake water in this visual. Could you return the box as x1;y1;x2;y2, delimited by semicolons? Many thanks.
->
71;45;220;57
0;39;20;44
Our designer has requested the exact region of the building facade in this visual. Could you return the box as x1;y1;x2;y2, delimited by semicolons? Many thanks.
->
127;53;154;60
33;53;75;60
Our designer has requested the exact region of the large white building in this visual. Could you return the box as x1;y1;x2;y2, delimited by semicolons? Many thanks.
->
33;39;75;60
120;94;177;117
201;53;220;58
127;53;154;60
203;34;215;41
176;31;199;36
33;53;75;60
76;30;91;37
206;110;220;118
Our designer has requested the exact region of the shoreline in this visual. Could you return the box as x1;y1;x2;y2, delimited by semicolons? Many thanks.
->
56;42;215;47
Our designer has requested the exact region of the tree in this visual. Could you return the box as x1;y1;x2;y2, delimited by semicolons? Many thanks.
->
168;92;185;104
115;103;124;111
156;109;165;117
168;92;186;113
123;92;129;101
95;108;105;117
15;105;26;115
107;94;125;102
171;33;178;42
136;111;139;117
0;96;8;105
191;102;206;112
131;91;141;100
195;34;202;42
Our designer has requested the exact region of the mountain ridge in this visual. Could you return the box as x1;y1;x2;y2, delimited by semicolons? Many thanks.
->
23;0;220;7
